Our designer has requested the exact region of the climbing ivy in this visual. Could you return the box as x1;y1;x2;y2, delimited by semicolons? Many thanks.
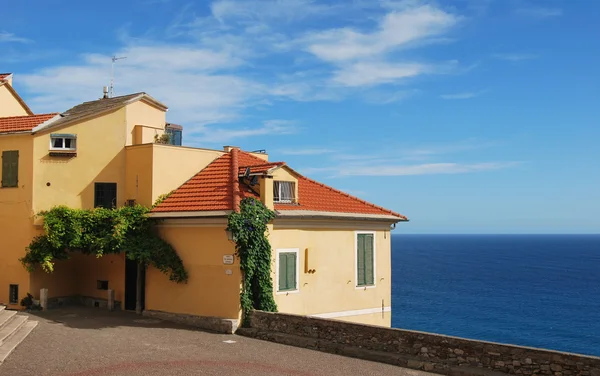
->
20;205;188;283
226;198;277;323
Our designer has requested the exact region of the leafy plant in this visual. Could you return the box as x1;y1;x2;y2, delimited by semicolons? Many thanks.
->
21;205;188;283
20;293;41;311
226;198;277;325
154;133;171;144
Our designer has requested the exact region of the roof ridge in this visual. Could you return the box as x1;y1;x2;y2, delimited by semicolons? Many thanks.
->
75;92;144;107
294;174;406;219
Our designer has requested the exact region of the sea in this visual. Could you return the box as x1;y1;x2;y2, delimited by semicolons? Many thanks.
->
391;234;600;357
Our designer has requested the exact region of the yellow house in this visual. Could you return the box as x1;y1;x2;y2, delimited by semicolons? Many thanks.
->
0;72;407;333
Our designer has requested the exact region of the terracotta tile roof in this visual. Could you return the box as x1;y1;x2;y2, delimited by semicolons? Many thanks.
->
0;113;58;133
153;150;405;219
151;152;259;212
0;73;11;81
274;175;406;219
238;162;285;175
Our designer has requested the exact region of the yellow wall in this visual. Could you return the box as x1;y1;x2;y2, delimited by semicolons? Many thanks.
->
0;85;29;117
124;144;154;207
125;100;166;145
147;226;241;319
0;134;34;308
32;108;128;212
269;227;392;327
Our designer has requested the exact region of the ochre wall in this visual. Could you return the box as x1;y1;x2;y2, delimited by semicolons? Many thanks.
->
125;100;166;145
0;134;34;307
124;145;154;207
146;226;241;319
269;227;392;327
32;108;128;212
151;145;222;201
0;85;29;117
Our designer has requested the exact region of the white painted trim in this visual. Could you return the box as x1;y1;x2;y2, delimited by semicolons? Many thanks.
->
276;210;404;221
149;210;232;218
311;306;391;319
354;231;377;289
275;248;300;295
31;114;61;133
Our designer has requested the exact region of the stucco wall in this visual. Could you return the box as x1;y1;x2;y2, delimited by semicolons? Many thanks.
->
0;85;29;117
244;311;600;376
32;108;128;212
125;100;166;145
124;144;154;207
0;134;34;307
146;226;241;319
269;227;392;327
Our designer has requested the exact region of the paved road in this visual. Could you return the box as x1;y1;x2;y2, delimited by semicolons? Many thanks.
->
2;307;435;376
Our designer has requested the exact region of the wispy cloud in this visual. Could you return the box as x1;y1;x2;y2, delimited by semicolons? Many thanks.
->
0;31;32;43
277;148;336;156
440;90;488;100
492;53;539;62
515;7;562;18
187;120;297;144
335;161;522;176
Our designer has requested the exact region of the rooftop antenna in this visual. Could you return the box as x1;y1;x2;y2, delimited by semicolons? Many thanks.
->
110;55;127;98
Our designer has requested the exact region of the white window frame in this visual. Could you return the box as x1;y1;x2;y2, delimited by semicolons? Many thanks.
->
275;248;300;295
273;181;295;204
355;231;377;289
49;134;77;151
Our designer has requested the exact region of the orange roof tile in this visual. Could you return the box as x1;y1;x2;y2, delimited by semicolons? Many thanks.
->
153;150;405;219
0;113;58;133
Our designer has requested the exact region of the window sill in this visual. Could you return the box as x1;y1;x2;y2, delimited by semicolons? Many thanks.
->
276;289;299;295
355;284;376;290
49;150;77;157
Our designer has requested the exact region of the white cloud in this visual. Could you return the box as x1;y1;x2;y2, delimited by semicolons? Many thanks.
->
336;161;522;176
440;90;488;100
305;5;459;62
187;119;297;144
515;7;562;18
210;0;336;23
0;31;32;43
333;62;430;87
492;53;539;62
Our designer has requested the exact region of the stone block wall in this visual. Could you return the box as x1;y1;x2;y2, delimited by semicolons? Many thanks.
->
243;311;600;376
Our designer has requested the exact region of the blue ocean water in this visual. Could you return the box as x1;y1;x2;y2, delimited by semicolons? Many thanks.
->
391;234;600;357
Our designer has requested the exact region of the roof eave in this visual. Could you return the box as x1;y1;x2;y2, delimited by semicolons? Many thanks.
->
275;210;408;222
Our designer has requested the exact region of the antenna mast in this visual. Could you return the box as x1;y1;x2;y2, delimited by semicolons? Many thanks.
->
110;55;127;98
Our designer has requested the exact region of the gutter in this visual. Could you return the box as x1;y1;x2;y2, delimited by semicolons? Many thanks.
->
275;210;408;223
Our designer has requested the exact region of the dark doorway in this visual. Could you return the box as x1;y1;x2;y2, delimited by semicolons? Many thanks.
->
125;258;145;311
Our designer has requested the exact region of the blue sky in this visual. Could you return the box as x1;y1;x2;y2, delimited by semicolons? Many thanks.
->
1;0;599;233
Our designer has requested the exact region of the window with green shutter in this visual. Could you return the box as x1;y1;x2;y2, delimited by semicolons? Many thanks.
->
2;150;19;188
357;233;375;286
278;250;298;292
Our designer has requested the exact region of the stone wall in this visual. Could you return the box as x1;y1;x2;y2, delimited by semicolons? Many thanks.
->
143;310;239;334
239;311;600;376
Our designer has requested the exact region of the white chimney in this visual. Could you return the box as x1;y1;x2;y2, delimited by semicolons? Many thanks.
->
103;86;109;99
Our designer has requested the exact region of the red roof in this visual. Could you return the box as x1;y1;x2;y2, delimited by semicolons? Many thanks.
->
0;113;58;133
153;150;405;219
0;73;11;81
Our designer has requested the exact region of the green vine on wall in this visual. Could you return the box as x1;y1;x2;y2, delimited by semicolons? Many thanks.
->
20;205;188;283
227;198;277;323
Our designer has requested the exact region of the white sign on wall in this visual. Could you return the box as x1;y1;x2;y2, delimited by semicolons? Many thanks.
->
223;255;235;265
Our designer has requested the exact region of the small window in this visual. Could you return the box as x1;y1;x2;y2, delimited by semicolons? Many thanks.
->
9;284;18;304
277;249;299;293
94;183;117;208
50;134;77;151
356;233;375;287
274;181;295;203
1;150;19;188
97;280;109;290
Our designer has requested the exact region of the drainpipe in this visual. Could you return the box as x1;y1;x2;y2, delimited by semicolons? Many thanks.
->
231;148;241;212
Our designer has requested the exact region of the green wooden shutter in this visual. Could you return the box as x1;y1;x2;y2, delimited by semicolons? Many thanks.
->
2;150;18;187
278;253;287;291
357;234;365;286
278;252;297;291
286;253;296;290
364;234;374;285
